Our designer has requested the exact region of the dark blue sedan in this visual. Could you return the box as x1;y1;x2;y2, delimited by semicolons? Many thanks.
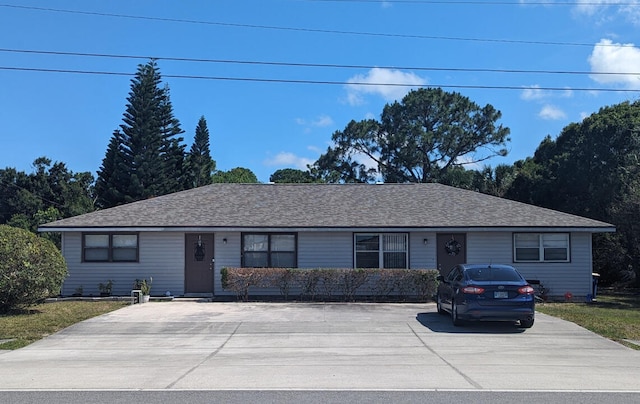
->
436;264;535;328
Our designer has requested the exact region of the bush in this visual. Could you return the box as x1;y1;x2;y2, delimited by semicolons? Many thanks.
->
0;225;68;312
220;267;439;302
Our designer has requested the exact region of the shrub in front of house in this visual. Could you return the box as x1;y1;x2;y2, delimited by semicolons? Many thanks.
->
220;267;439;302
0;225;68;312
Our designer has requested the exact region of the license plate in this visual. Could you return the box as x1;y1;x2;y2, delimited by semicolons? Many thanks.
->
494;291;509;299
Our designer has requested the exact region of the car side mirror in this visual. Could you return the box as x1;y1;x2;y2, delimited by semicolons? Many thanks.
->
436;275;445;282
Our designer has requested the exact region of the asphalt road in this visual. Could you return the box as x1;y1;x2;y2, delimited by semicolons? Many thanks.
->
1;390;639;404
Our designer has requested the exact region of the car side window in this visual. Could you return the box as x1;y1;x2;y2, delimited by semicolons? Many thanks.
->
447;267;462;283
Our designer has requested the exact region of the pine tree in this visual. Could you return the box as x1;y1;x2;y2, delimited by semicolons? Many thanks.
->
185;116;216;188
157;85;186;193
95;131;128;208
95;60;186;208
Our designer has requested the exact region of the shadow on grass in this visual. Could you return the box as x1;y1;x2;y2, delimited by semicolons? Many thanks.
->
0;308;42;317
415;312;526;334
592;292;640;310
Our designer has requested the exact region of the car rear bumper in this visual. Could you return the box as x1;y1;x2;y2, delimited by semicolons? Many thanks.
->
457;305;535;322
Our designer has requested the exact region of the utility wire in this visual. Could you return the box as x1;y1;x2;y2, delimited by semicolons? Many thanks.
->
0;178;67;209
0;3;628;48
1;65;637;93
2;48;639;77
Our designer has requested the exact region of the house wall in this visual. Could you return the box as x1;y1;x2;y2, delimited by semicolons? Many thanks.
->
466;232;594;298
61;232;185;296
60;230;594;299
211;231;438;296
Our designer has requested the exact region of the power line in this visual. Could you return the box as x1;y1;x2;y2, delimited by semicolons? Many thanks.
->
0;178;66;210
1;65;638;93
0;3;625;48
2;48;639;77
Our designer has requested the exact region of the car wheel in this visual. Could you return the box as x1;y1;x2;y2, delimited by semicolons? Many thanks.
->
519;318;534;328
452;302;463;326
437;295;447;315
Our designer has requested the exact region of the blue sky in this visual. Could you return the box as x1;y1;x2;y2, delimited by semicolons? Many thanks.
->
1;1;639;182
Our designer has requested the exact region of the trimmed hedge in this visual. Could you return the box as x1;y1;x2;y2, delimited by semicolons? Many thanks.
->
220;267;439;302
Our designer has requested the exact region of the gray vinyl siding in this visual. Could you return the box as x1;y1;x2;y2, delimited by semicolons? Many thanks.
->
61;232;184;296
212;231;438;296
61;230;595;299
213;232;240;296
466;231;594;298
410;232;437;269
298;232;353;268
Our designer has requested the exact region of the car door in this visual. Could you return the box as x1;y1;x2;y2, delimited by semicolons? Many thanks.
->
440;265;461;306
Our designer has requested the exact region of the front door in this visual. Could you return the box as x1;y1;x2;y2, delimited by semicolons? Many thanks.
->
436;233;467;278
185;233;214;294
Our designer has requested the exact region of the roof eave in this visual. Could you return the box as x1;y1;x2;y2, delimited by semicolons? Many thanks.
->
38;225;616;233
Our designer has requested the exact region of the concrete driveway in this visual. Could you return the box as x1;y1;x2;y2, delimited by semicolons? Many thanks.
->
0;301;639;391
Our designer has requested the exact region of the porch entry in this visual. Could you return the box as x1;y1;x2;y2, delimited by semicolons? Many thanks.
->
185;233;215;294
436;233;467;278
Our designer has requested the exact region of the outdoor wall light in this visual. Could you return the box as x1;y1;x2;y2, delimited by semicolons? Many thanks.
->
223;238;227;244
423;238;429;245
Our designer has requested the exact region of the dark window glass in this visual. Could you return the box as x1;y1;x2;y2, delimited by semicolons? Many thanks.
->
355;234;407;269
514;233;569;262
83;234;138;262
467;267;522;282
356;252;379;268
242;233;296;268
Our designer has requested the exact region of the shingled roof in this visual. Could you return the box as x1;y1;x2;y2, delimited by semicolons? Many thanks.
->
39;183;614;231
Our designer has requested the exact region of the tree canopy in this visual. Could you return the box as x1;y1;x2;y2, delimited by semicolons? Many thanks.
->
95;61;186;208
270;168;316;183
212;167;259;183
504;100;640;286
310;88;510;183
185;116;216;188
0;157;94;242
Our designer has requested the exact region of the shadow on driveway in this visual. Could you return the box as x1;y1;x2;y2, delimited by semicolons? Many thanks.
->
415;312;526;334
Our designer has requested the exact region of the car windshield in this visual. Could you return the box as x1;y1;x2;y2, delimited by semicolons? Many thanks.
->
466;267;522;282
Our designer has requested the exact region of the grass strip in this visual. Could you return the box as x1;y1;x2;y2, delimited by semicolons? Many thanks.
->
537;292;640;350
0;301;128;350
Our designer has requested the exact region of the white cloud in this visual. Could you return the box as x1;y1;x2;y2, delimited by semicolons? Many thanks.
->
264;152;314;170
296;114;334;128
588;39;640;89
454;154;483;171
307;145;324;154
521;85;547;101
311;115;334;127
573;1;640;26
538;105;567;120
521;85;573;102
345;68;427;106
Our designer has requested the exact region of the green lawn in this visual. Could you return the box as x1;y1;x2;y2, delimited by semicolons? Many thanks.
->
0;301;128;350
537;291;640;350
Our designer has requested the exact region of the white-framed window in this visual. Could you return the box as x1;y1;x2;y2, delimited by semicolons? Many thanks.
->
242;233;297;268
513;233;570;262
83;233;138;262
354;233;408;269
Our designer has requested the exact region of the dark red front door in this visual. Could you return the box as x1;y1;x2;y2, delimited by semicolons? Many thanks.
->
185;233;214;294
436;233;467;278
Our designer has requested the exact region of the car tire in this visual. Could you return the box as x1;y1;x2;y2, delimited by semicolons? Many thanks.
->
519;318;534;328
452;302;463;326
437;295;447;315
